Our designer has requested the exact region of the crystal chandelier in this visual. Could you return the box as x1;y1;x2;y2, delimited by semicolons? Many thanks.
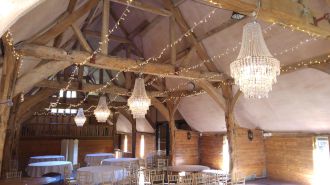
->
230;21;280;99
74;108;86;127
128;77;151;118
94;96;111;122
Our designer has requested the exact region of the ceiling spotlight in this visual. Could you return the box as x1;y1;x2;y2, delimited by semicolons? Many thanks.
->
231;12;245;20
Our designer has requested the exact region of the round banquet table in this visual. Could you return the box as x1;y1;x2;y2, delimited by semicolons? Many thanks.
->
84;153;115;166
26;161;73;177
101;158;139;167
29;155;65;163
167;165;210;172
77;166;126;185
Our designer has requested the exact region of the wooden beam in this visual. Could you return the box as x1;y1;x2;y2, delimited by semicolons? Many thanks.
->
197;18;245;41
84;30;131;43
110;0;172;16
18;44;227;82
71;24;93;52
162;0;223;73
35;80;166;98
280;53;330;75
195;79;226;111
0;33;20;174
14;60;71;96
170;16;176;66
199;0;330;38
166;98;180;165
101;0;110;54
33;0;99;45
151;97;170;122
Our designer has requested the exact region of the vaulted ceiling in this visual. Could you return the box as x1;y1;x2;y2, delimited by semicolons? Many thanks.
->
2;0;330;133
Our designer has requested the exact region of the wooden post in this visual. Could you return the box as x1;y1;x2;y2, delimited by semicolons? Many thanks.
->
0;32;20;175
111;112;119;150
166;98;180;165
101;0;110;54
222;84;237;181
132;119;137;158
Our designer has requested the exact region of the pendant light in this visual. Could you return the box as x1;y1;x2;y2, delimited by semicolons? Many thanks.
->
128;77;151;118
74;108;86;127
94;95;111;122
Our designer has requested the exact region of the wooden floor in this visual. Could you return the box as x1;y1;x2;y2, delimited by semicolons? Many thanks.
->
246;178;300;185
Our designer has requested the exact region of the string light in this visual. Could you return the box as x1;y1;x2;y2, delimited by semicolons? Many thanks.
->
4;30;23;75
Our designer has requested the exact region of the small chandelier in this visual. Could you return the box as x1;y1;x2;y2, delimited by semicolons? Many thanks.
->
74;108;86;127
230;21;280;99
94;96;111;122
128;77;151;118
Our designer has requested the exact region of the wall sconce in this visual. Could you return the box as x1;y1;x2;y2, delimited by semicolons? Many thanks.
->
187;131;192;140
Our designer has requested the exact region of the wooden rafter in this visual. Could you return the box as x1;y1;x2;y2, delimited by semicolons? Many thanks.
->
151;97;170;122
110;0;172;16
199;0;330;38
18;44;227;82
32;0;99;45
84;30;131;43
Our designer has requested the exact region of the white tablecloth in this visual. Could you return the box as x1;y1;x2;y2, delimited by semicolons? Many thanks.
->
84;153;115;166
77;166;126;185
101;158;139;167
29;155;65;163
167;165;210;172
26;161;73;177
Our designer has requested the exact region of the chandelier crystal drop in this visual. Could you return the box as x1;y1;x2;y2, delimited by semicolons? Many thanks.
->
74;108;86;127
128;77;151;118
230;21;280;99
94;96;111;122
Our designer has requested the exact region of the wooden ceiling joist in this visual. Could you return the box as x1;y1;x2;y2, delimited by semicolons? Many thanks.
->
32;0;99;45
110;0;172;16
35;80;166;98
18;44;227;82
200;0;330;38
84;30;131;43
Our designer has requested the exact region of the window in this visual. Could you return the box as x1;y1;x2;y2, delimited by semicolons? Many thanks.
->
140;135;145;158
58;109;65;114
222;136;230;173
51;108;57;114
49;108;77;115
124;135;128;152
59;90;77;98
313;136;330;185
59;90;64;98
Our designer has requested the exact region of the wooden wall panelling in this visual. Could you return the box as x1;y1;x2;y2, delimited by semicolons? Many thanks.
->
78;139;113;165
200;133;224;169
19;139;62;171
135;133;156;159
265;135;314;184
174;130;199;165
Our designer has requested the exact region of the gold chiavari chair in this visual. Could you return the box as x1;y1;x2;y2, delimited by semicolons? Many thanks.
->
150;174;165;185
178;176;194;185
194;173;207;185
64;166;77;185
167;174;179;185
77;171;93;185
5;171;22;179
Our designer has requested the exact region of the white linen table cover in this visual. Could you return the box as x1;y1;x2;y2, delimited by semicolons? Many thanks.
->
29;155;65;163
26;161;73;177
84;153;115;166
101;158;139;167
167;165;210;172
77;166;126;185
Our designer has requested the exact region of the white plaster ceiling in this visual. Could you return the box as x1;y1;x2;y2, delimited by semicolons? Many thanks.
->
235;68;330;133
3;0;330;133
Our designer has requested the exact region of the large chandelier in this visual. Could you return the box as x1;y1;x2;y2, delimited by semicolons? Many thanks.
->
74;108;86;127
230;21;280;99
94;96;111;122
128;77;151;118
